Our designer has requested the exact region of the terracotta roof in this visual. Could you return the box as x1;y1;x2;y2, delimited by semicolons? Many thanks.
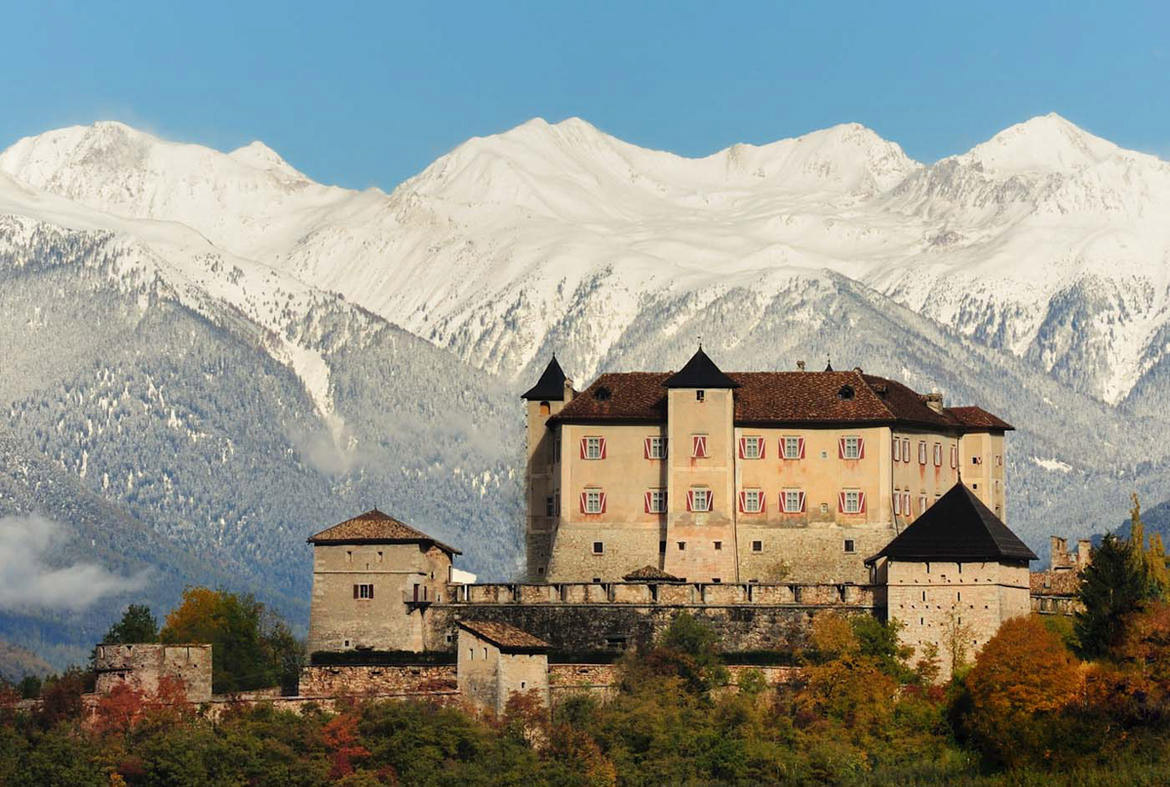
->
307;509;460;555
866;484;1037;564
1030;570;1083;596
522;356;569;401
457;620;549;652
622;565;684;582
945;406;1014;431
663;347;740;389
549;369;1009;432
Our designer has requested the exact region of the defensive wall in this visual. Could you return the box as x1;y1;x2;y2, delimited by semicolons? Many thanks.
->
417;581;882;655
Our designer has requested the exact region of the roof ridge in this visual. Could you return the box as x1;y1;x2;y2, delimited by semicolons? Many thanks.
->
854;370;900;422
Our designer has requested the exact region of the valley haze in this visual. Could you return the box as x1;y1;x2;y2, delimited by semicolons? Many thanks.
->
1;114;1167;668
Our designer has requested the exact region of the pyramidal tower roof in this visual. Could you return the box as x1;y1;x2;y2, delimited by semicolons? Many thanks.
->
522;355;569;400
663;347;740;389
866;484;1037;564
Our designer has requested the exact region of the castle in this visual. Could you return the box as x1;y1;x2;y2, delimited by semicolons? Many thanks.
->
88;350;1042;712
304;349;1035;679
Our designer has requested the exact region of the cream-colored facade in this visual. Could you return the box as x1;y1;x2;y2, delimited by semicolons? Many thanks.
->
307;535;454;654
524;355;1010;584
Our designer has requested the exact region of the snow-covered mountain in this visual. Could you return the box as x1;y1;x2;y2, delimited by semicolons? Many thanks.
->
1;114;1169;662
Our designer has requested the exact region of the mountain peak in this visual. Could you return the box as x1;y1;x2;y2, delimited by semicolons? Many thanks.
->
963;113;1118;175
228;140;306;180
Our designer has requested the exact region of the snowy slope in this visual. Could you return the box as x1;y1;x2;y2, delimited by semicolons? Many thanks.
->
6;115;1167;404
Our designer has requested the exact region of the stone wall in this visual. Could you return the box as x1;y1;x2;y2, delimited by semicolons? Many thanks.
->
426;583;880;655
93;643;212;702
299;665;456;697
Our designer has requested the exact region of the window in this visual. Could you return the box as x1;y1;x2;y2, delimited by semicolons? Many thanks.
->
714;541;722;551
346;550;352;563
950;445;958;469
696;389;705;402
678;541;686;551
592;541;604;555
545;496;555;516
644;436;667;459
644;489;667;513
581;436;606;460
894;491;902;515
996;454;1003;467
739;488;763;513
739;435;764;459
691;434;709;458
919;495;928;514
903;492;911;516
539;401;550;416
782;435;805;460
972;456;983;465
844;539;856;553
751;540;763;552
354;583;374;599
918;441;927;465
838;489;865;514
902;438;910;460
688;488;712;512
839;435;863;460
580;489;606;514
933;442;942;467
781;489;806;513
892;437;902;462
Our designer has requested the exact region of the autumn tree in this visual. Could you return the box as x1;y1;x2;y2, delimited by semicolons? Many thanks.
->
1076;533;1160;659
965;616;1082;766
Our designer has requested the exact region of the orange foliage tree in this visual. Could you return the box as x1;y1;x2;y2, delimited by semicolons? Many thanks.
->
965;616;1082;765
322;712;370;778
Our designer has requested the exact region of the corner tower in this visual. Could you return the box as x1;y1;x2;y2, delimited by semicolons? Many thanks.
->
522;356;574;580
662;348;740;582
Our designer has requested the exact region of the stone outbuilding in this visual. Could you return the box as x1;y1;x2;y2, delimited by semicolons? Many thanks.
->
866;483;1037;673
457;620;550;715
307;509;461;654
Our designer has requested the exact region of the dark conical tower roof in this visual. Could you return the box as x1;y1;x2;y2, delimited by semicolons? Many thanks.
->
521;355;569;400
866;483;1037;564
663;347;739;389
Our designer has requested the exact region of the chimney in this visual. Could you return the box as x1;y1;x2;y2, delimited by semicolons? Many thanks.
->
563;377;575;403
922;392;944;414
796;360;806;372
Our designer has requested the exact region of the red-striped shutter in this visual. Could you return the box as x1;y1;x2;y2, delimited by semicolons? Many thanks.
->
738;491;746;512
837;492;846;513
599;493;607;514
761;493;767;513
580;438;586;459
759;439;766;459
643;438;651;459
579;492;587;513
643;491;652;513
737;438;746;459
353;584;358;599
369;585;375;599
797;491;806;513
838;438;846;459
858;492;867;514
599;438;607;460
707;492;713;511
662;438;668;457
798;437;806;459
693;435;707;458
858;437;866;459
686;490;695;512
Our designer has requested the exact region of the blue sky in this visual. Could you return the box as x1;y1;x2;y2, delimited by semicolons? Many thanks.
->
3;1;1167;189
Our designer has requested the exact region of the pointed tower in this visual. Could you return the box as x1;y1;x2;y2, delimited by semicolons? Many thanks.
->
865;483;1036;677
522;356;574;580
661;347;741;581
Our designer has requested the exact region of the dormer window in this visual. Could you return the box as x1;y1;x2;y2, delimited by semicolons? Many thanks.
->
837;384;854;400
696;389;705;402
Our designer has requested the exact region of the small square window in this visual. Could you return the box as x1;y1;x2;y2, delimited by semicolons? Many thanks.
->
844;539;856;554
678;541;686;551
820;502;829;514
592;577;602;583
592;541;604;555
712;578;722;583
696;389;705;402
714;541;722;551
751;540;763;552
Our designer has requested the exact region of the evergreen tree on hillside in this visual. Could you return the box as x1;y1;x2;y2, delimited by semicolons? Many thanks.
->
99;604;159;644
1076;532;1160;659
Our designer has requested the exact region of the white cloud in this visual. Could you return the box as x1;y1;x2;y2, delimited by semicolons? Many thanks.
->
0;514;148;611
